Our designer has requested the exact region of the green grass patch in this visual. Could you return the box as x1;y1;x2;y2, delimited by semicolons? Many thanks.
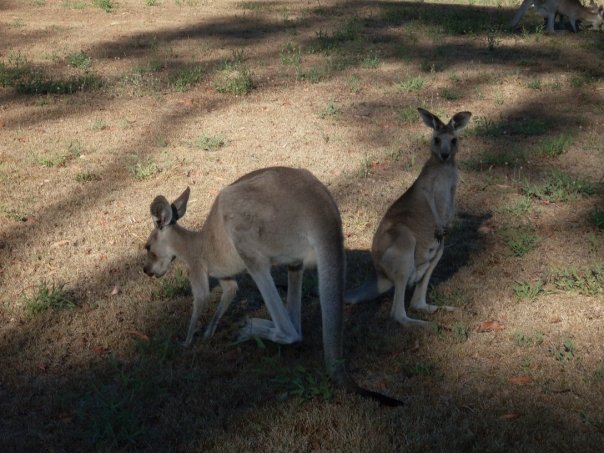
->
502;226;540;257
171;65;204;92
512;280;544;300
194;133;224;151
472;116;550;138
590;206;604;229
500;196;533;219
68;51;91;70
520;170;597;202
536;134;572;158
552;338;576;362
23;282;75;315
514;331;544;347
272;365;334;402
319;100;340;119
0;204;28;222
156;268;191;299
76;171;101;183
549;264;603;296
93;0;113;12
130;161;160;180
396;76;424;93
463;148;527;171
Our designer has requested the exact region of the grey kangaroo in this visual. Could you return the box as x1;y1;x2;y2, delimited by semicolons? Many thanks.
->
143;166;401;405
345;108;472;326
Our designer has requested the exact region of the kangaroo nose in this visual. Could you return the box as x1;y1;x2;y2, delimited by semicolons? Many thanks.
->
143;266;153;276
440;152;450;160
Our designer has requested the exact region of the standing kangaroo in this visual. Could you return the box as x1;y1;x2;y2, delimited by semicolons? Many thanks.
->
143;167;401;405
345;108;472;326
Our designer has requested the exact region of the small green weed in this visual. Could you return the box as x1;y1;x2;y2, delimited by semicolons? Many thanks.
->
463;148;526;170
452;321;468;342
428;286;466;308
361;50;380;69
594;368;604;382
502;226;539;257
76;171;101;183
521;170;597;202
399;105;417;124
348;74;362;93
23;282;75;315
472;116;549;138
68;51;91;70
0;204;28;222
590;206;604;229
319;100;340;119
411;360;438;377
171;65;204;92
500;196;533;219
130;161;160;180
552;338;576;361
549;264;602;296
440;87;462;101
536;134;572;158
514;331;544;347
527;78;542;90
91;118;108;131
157;268;191;299
487;26;500;51
512;280;544;300
396;76;424;93
272;365;333;402
93;0;113;12
194;133;224;151
280;43;301;67
214;66;254;95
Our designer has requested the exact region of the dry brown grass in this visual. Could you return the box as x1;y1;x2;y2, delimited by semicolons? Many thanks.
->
1;0;603;450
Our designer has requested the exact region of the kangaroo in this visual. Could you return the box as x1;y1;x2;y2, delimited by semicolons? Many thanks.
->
345;108;472;327
510;0;604;32
143;166;401;405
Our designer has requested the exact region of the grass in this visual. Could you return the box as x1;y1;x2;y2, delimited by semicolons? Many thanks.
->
213;50;254;95
319;100;340;119
514;331;545;347
396;76;424;92
272;365;334;402
512;280;544;300
68;51;91;70
171;65;204;92
76;171;101;183
93;0;113;12
551;338;576;362
194;133;225;151
590;207;604;229
520;170;597;202
3;0;604;451
536;134;572;158
549;264;603;296
129;161;160;180
472;116;550;138
502;226;540;257
23;282;75;315
156;268;191;299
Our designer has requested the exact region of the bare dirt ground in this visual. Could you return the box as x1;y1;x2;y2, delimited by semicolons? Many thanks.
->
0;0;603;450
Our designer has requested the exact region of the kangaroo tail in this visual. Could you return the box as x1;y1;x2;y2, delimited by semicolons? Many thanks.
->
345;273;393;305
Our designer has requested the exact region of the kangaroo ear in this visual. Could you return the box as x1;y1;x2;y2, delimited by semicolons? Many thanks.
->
449;112;472;131
417;108;445;130
171;187;190;221
150;195;172;230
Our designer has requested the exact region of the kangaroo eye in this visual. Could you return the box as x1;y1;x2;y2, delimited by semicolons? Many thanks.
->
434;137;441;145
451;138;458;146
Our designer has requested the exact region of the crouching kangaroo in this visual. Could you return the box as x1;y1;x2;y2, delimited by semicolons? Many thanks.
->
143;166;402;405
346;108;472;327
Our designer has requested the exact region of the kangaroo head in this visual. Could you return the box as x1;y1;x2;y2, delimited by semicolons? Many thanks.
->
143;187;190;278
417;108;472;162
